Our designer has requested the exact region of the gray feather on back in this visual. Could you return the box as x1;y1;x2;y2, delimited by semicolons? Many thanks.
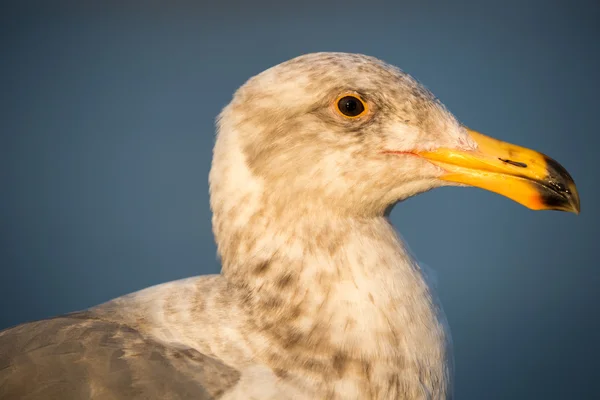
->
0;312;240;399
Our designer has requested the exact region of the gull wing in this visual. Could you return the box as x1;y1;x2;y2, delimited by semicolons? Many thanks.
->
0;312;240;399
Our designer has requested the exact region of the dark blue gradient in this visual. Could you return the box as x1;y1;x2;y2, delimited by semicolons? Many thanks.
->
1;1;598;399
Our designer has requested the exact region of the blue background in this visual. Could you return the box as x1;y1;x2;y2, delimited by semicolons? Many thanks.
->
1;1;598;399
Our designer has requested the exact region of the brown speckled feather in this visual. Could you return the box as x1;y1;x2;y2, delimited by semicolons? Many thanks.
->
0;312;240;399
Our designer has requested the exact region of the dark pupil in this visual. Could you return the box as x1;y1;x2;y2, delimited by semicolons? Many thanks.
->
338;96;364;117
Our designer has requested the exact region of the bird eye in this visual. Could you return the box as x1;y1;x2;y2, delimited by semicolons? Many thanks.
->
335;95;367;118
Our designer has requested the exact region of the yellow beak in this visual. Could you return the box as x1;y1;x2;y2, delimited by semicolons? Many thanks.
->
417;128;580;213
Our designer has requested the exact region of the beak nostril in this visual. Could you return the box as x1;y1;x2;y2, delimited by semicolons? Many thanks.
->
498;158;527;168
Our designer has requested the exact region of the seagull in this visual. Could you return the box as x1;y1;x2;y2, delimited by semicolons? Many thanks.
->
0;52;579;400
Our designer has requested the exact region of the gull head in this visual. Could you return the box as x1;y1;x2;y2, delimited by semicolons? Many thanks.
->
210;52;579;224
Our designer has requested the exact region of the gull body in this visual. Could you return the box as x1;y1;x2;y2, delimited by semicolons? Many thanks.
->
0;53;579;399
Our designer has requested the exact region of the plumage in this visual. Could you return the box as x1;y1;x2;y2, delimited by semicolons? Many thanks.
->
0;52;579;399
0;312;239;399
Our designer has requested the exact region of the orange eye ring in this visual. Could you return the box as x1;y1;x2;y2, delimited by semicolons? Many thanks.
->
334;93;368;119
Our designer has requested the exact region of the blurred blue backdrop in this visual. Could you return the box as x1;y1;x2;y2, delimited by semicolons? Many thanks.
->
1;1;598;399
